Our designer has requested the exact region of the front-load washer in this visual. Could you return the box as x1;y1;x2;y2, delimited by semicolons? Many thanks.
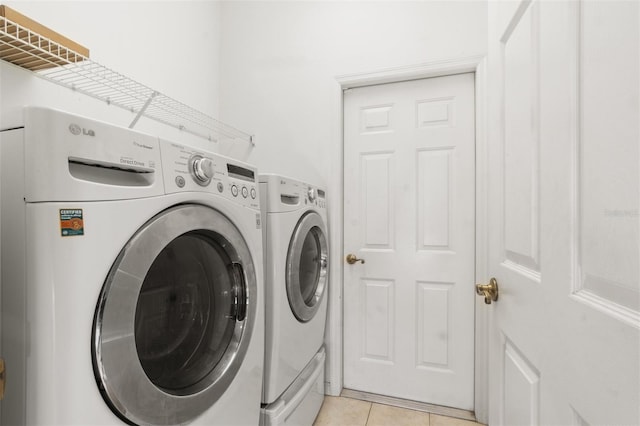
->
259;174;329;425
0;107;264;425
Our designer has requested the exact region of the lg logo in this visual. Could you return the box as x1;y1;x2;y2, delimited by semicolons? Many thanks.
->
69;123;95;137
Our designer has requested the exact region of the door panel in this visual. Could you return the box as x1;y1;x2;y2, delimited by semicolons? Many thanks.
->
343;73;476;410
503;341;540;426
503;0;540;273
487;1;639;424
578;0;639;313
361;153;393;249
417;149;453;250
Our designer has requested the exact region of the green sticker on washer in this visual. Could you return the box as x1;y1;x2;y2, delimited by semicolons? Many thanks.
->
60;209;84;236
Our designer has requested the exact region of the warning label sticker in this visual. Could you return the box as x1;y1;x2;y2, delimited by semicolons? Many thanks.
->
60;209;84;237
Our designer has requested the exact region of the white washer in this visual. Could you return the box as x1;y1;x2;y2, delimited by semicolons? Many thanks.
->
259;174;329;426
0;107;264;425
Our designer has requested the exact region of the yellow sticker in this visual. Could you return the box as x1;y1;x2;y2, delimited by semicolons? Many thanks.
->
60;209;84;237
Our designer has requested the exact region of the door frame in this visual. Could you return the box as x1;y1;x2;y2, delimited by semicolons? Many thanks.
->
328;55;489;423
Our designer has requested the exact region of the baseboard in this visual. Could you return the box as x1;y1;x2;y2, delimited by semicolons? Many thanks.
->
340;389;477;422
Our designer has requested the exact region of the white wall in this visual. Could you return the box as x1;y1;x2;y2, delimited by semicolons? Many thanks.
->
1;1;222;149
0;0;488;399
219;1;487;176
218;0;487;394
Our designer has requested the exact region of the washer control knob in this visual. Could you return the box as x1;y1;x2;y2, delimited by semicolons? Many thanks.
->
191;156;214;184
231;185;239;197
308;187;317;202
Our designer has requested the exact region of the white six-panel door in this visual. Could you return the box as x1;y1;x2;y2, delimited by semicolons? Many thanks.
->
486;1;639;424
343;73;476;410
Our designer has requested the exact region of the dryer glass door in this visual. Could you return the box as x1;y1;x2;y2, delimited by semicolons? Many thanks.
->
92;204;257;426
286;211;328;322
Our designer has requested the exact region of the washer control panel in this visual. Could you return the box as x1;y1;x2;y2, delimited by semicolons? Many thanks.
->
161;140;259;209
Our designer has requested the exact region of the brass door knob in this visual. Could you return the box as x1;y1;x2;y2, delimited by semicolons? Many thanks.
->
476;278;499;304
346;254;365;264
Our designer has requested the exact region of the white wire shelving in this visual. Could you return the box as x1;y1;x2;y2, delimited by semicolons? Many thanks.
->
0;14;253;144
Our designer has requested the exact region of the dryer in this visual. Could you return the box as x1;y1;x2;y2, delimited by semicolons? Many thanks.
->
0;107;264;425
259;174;329;426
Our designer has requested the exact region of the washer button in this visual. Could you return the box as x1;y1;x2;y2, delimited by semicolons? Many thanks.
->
217;182;224;193
250;188;257;199
175;176;185;188
231;185;239;197
241;186;248;198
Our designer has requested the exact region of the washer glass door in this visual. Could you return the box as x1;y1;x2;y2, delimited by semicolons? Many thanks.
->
92;204;256;426
286;211;328;322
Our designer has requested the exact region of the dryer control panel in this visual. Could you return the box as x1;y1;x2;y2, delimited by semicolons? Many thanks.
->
160;140;259;210
259;174;327;213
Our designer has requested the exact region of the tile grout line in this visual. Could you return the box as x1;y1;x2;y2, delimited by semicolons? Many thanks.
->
364;402;372;426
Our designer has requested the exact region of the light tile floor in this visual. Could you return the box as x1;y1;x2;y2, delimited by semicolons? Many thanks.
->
313;396;486;426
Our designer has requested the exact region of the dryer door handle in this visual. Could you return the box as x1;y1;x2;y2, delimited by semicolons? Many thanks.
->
229;262;248;322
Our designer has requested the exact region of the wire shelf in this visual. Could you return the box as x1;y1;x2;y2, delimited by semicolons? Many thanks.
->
0;14;253;144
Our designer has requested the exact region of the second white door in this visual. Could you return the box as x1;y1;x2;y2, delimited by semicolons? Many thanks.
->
343;73;476;410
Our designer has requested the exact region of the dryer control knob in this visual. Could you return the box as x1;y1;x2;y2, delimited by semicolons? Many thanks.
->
192;157;214;184
308;187;317;202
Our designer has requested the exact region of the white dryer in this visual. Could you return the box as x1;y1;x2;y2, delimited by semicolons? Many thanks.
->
259;174;329;426
0;107;264;425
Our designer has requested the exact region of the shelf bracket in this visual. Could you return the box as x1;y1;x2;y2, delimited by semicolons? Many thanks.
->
129;91;158;129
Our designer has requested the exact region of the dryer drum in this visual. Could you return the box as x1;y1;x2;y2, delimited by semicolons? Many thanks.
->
92;204;256;426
